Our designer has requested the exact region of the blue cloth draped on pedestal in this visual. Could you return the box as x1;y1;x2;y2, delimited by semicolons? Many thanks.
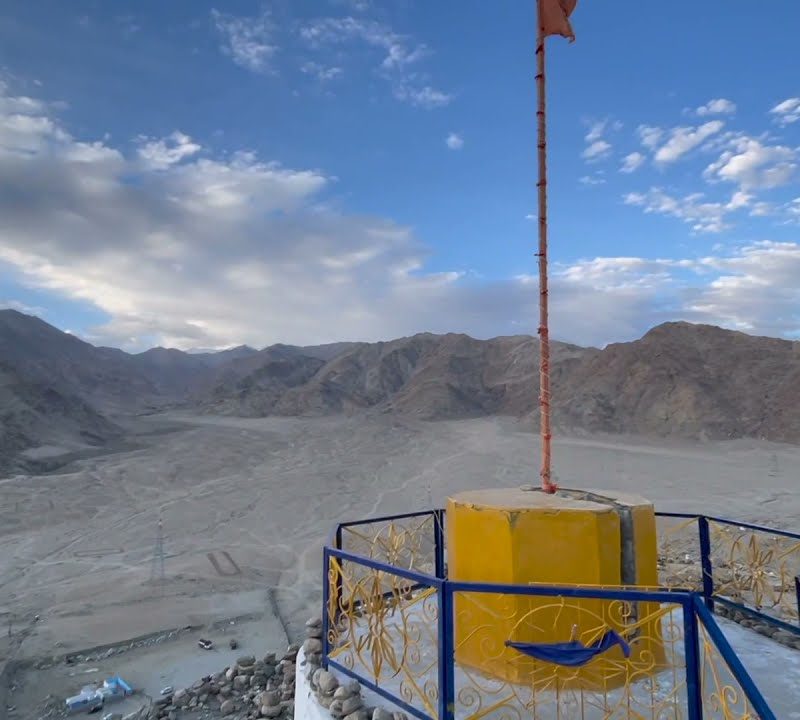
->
505;629;630;667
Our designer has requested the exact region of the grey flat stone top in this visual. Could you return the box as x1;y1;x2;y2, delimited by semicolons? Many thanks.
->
448;487;652;512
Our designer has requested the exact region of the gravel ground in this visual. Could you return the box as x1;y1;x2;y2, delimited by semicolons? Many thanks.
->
2;412;799;717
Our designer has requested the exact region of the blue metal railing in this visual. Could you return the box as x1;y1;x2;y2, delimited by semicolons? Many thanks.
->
322;508;782;720
693;596;775;720
656;511;800;635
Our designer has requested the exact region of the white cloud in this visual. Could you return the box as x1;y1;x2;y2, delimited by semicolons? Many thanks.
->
727;190;752;210
581;118;620;163
750;201;776;217
579;174;605;186
582;140;611;161
2;83;800;350
299;17;450;108
549;242;800;341
0;299;46;316
394;85;451;109
585;120;607;143
330;0;371;10
0;92;69;155
0;82;500;350
620;152;645;173
637;125;664;149
704;136;796;189
300;62;343;81
770;97;800;126
137;131;201;170
381;43;428;70
445;133;463;150
687;242;800;335
624;187;751;233
654;121;724;164
212;8;276;74
696;98;736;116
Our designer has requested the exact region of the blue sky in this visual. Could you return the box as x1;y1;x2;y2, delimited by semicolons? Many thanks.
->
0;1;799;350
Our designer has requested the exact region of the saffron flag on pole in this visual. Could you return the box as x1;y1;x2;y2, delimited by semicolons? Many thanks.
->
540;0;578;42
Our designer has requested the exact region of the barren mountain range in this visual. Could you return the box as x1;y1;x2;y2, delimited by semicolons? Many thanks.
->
1;308;798;473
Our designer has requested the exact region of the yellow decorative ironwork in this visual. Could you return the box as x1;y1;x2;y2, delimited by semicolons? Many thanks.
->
326;555;440;718
325;513;782;719
698;621;758;719
657;516;703;591
708;521;800;623
341;515;437;577
453;592;688;719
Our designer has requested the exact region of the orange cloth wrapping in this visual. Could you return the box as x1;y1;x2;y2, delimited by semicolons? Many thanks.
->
540;0;577;42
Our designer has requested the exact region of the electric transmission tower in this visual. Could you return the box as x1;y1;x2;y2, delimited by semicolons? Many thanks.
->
149;515;166;589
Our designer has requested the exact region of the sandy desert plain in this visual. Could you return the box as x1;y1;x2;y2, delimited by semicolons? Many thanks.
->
2;411;800;719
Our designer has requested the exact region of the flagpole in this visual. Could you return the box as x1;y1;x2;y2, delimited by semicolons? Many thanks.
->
536;0;556;494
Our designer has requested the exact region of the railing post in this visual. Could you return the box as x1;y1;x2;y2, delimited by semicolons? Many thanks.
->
698;516;715;612
334;525;343;621
795;576;800;627
322;526;344;671
434;510;445;580
322;545;330;670
437;583;454;720
683;597;704;720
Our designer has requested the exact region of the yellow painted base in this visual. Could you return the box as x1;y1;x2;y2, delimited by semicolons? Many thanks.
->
447;488;666;689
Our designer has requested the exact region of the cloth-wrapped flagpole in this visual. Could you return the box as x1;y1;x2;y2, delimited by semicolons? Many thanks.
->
536;0;577;494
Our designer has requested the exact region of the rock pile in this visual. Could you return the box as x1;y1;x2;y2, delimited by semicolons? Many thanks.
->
149;647;298;720
146;615;407;720
301;617;407;720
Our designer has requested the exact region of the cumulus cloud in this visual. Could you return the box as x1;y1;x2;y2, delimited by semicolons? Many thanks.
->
137;131;201;170
299;16;450;108
623;187;751;233
696;98;736;116
654;121;724;164
770;97;800;126
549;242;800;341
637;125;664;149
620;152;645;173
686;242;800;335
585;120;607;143
581;119;618;162
1;83;800;350
704;136;796;189
445;133;463;150
212;7;276;74
582;140;611;161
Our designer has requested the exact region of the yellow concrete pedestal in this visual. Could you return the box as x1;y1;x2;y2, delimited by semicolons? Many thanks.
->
447;488;666;689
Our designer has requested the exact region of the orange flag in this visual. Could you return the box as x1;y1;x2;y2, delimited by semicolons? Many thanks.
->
540;0;578;42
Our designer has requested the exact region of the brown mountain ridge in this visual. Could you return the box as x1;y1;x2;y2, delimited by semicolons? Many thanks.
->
1;309;799;473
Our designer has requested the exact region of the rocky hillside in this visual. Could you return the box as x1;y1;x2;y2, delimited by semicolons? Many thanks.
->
188;324;800;441
557;322;800;441
1;309;799;472
0;360;121;474
0;310;165;412
219;333;592;419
